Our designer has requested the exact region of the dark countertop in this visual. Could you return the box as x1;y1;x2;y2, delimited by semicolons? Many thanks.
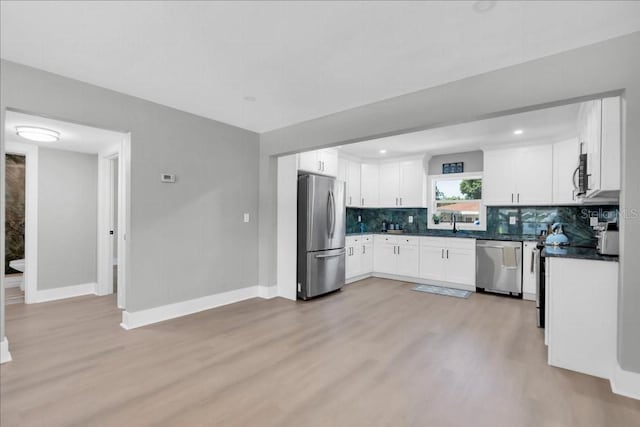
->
346;231;538;242
541;246;619;262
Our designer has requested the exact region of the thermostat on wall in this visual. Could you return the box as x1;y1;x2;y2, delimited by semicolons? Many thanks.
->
161;173;176;183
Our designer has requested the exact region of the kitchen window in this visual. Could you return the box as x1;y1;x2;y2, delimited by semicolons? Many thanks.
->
428;173;486;230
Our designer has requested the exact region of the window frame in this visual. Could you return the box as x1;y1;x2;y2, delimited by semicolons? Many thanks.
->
427;172;486;231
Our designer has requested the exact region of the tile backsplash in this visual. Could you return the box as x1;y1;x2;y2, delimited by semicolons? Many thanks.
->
346;205;619;246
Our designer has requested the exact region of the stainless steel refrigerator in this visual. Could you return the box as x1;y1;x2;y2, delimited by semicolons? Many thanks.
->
297;174;346;300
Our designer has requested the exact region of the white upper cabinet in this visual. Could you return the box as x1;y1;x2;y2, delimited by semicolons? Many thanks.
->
579;97;621;198
379;163;400;207
360;163;380;207
483;145;553;205
553;138;581;204
297;148;338;177
346;160;362;207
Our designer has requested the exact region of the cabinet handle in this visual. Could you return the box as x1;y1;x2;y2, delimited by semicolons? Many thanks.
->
395;197;398;206
349;196;352;205
393;246;396;255
397;246;400;255
511;193;514;203
517;193;520;203
400;197;403;206
446;249;449;259
441;249;444;259
362;198;364;206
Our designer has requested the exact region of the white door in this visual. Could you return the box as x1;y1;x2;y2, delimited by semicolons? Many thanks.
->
361;242;374;275
553;138;580;204
379;162;400;207
483;149;516;205
374;242;397;274
444;248;476;286
515;144;553;204
398;159;424;207
298;151;319;173
397;244;420;277
318;149;338;177
361;163;380;207
419;245;446;281
522;242;537;299
346;160;361;207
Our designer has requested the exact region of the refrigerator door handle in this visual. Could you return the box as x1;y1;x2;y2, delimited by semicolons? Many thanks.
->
315;250;346;259
327;191;335;238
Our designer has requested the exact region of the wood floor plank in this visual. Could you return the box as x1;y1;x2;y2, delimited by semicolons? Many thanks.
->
2;278;639;426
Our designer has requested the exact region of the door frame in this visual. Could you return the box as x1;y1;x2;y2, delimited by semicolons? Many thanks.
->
5;141;39;304
96;133;130;310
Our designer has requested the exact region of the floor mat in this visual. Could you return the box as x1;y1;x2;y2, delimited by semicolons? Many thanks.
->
412;284;471;299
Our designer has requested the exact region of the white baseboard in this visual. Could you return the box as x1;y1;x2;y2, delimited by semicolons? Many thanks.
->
346;273;373;284
372;272;476;292
611;364;640;400
121;285;263;330
0;338;12;364
31;282;97;303
3;276;23;289
523;292;536;301
258;286;278;299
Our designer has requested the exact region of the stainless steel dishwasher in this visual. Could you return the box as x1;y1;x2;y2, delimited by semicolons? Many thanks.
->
476;240;523;296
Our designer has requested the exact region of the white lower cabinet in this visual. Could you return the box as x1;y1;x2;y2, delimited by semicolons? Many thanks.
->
346;235;374;281
419;237;476;288
361;236;374;275
522;241;538;300
373;235;420;276
547;257;618;380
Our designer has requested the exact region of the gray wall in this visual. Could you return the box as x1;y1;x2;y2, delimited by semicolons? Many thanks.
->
260;32;640;373
0;59;260;341
37;148;98;290
428;151;483;174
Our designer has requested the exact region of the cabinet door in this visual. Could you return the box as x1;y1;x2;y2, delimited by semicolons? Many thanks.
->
515;144;553;205
444;247;476;286
399;159;424;207
553;138;580;204
361;163;380;207
585;100;602;196
522;242;537;300
397;244;420;278
346;160;362;207
345;239;362;279
361;243;374;274
374;242;397;274
337;157;348;182
483;149;516;205
378;163;400;207
419;245;446;281
298;151;319;173
318;149;338;177
600;97;621;192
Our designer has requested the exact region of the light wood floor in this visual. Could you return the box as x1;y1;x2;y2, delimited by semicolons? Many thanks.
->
2;278;639;426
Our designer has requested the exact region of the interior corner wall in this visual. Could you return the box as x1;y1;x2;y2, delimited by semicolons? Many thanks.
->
37;148;98;290
259;31;640;374
0;59;260;340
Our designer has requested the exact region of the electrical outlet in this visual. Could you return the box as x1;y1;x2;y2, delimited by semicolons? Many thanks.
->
590;216;599;227
243;213;250;223
408;216;414;224
358;215;362;222
509;216;517;225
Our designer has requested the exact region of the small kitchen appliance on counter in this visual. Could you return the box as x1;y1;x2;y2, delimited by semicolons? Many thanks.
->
596;222;619;255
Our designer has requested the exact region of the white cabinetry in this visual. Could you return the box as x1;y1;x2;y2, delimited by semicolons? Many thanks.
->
579;97;621;198
298;148;338;177
377;159;425;207
483;145;553;205
373;235;420;277
346;235;374;281
338;158;362;207
552;138;581;204
522;241;538;301
547;257;618;379
419;237;476;289
360;163;379;207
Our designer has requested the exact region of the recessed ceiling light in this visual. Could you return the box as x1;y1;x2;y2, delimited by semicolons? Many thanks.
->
16;126;60;142
513;129;524;135
243;96;257;102
379;149;387;154
473;0;496;13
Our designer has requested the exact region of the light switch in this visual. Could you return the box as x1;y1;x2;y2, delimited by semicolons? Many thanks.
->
358;215;362;222
408;216;414;224
243;213;250;223
509;216;517;225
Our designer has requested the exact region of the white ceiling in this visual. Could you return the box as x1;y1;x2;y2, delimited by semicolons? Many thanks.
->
1;1;639;133
338;102;581;159
5;110;125;154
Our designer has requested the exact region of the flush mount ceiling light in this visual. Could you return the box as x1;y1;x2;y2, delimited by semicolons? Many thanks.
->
243;96;257;102
379;149;387;154
513;129;524;135
16;126;60;142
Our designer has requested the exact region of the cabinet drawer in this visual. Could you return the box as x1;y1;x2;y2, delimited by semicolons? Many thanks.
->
362;235;373;243
346;236;360;245
375;235;399;245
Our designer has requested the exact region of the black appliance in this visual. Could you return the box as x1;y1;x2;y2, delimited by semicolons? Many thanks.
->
573;143;589;197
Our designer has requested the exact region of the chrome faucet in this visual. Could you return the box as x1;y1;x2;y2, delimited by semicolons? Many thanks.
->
452;214;458;233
